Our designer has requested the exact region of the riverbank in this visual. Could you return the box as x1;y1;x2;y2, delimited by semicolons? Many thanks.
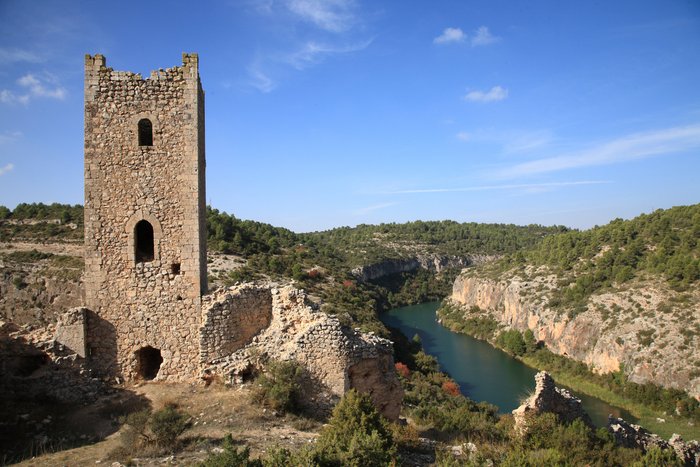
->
436;301;700;441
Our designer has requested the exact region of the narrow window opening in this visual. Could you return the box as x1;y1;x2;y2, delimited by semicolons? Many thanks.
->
135;346;162;380
134;220;154;263
138;118;153;146
171;263;181;275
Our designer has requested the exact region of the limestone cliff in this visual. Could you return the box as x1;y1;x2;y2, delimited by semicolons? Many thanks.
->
450;269;700;399
351;254;493;282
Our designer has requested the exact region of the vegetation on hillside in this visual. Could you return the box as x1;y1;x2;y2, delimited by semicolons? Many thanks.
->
491;204;700;313
437;301;700;439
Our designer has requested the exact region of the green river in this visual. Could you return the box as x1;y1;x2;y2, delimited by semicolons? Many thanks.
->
381;301;637;427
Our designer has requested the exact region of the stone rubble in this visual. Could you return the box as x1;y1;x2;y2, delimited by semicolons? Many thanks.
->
608;416;700;466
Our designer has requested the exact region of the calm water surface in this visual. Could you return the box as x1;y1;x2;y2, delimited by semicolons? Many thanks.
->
381;301;637;427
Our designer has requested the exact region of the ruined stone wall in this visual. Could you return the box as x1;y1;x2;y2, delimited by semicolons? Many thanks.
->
54;307;87;358
512;371;593;432
204;285;403;420
83;54;206;380
200;287;272;363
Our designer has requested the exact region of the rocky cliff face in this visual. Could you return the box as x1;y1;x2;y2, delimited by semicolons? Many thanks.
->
351;254;494;282
450;270;700;399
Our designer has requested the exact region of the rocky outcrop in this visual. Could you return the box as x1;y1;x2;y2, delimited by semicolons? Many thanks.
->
202;284;403;420
608;416;700;466
450;273;700;398
351;254;493;282
512;372;592;432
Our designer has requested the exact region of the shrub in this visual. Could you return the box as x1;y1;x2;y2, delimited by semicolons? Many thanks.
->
252;360;304;414
441;380;460;396
395;362;410;378
200;434;261;467
315;389;396;466
150;404;191;449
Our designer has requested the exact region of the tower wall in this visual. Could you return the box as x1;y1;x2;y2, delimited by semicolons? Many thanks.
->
83;54;206;380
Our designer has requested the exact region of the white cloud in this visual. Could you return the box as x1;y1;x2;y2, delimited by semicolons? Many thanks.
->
381;181;609;195
285;39;373;70
0;48;42;64
0;163;14;176
497;124;700;178
18;74;66;99
0;130;22;144
456;131;470;141
471;26;499;46
1;73;66;105
287;0;356;32
353;202;398;215
434;27;466;45
464;86;508;103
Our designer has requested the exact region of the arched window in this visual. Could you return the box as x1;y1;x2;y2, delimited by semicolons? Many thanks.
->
138;118;153;146
134;220;154;263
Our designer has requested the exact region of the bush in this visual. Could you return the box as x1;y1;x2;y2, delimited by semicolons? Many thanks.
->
113;405;190;459
252;360;304;414
315;389;396;466
200;434;261;467
150;404;191;449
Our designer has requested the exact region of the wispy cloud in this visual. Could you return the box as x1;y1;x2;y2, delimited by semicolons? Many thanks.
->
0;163;14;177
286;0;357;32
456;131;470;141
248;66;276;93
497;124;700;178
464;86;508;103
353;202;398;215
1;73;66;105
434;26;499;46
0;47;42;64
381;181;610;195
285;39;373;70
0;130;23;144
434;27;466;45
470;26;499;46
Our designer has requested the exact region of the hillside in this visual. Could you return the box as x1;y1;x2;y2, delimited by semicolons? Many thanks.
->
1;203;563;333
448;204;700;432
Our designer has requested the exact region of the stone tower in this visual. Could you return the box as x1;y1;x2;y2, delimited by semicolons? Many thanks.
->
83;54;206;381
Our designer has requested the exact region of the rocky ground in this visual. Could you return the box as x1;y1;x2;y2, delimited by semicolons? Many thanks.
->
12;381;321;466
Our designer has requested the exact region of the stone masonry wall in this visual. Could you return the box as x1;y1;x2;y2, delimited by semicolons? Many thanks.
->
512;371;593;433
83;54;206;381
200;287;272;363
203;284;403;420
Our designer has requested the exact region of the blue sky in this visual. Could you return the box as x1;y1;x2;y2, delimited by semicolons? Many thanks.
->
0;0;699;232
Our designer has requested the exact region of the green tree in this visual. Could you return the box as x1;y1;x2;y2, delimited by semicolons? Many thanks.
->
315;389;395;466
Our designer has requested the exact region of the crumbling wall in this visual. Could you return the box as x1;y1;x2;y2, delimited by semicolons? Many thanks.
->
55;307;87;358
203;284;403;420
200;287;272;363
512;371;593;432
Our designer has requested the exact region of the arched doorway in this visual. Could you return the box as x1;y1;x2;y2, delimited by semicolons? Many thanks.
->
135;346;163;380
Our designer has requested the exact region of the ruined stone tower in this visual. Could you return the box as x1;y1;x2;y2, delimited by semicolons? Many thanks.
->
83;54;206;381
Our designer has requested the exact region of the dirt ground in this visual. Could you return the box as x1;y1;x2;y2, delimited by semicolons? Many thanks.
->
14;381;321;467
